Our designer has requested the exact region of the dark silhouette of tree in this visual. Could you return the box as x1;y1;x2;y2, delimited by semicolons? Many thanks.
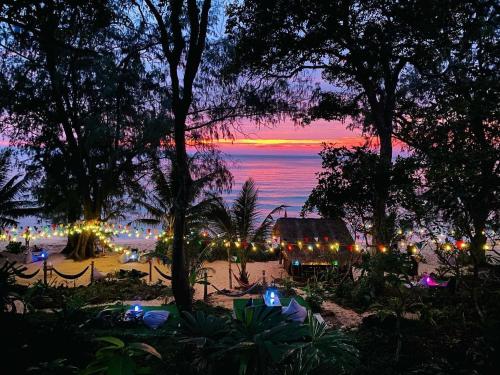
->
134;148;232;235
0;1;162;259
396;0;499;272
132;0;295;310
302;145;420;249
226;0;459;247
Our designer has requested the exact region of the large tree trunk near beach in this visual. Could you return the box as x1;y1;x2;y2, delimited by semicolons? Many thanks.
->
62;206;99;260
143;0;212;312
171;122;193;311
62;231;97;260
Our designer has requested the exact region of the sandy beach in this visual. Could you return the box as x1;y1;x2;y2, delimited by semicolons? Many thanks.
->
0;237;288;301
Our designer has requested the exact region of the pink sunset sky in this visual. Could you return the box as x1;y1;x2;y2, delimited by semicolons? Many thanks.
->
215;119;367;155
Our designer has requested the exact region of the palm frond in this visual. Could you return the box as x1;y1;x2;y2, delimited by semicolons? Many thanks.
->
252;205;286;243
205;195;235;239
233;178;259;240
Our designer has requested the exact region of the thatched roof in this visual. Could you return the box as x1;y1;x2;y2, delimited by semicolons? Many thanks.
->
273;218;353;245
272;218;355;266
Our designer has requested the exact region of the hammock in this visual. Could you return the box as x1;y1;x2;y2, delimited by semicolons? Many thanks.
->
211;280;261;297
231;270;254;289
52;265;89;280
154;266;172;280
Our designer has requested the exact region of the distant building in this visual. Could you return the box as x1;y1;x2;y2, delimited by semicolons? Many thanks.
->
272;217;357;275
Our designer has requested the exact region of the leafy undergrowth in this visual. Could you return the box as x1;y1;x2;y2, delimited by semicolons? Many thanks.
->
0;299;231;374
24;279;172;309
336;278;500;374
351;314;500;374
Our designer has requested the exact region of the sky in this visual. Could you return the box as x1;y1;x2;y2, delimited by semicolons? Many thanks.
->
214;119;367;156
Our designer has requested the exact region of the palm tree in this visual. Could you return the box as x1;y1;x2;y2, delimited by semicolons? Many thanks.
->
0;150;37;227
134;157;228;235
208;178;284;285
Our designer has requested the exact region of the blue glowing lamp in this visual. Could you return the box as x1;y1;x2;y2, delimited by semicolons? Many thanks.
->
263;287;281;307
130;304;143;317
292;259;300;266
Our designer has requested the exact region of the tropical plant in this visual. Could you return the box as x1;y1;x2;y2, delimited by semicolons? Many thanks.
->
283;314;359;374
208;178;284;284
225;305;308;375
5;241;26;254
178;311;230;373
304;279;325;314
0;261;29;314
134;150;231;236
81;337;162;375
0;150;37;226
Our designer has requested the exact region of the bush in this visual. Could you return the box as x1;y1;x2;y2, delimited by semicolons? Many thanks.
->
5;241;25;254
304;279;325;313
25;279;172;309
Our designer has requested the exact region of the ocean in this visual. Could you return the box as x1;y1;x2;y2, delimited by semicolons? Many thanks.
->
15;153;322;228
226;154;321;217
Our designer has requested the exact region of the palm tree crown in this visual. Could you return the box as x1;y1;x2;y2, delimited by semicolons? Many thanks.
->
0;150;37;227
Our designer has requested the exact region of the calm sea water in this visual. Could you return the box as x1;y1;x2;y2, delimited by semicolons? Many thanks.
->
16;153;321;227
225;154;321;217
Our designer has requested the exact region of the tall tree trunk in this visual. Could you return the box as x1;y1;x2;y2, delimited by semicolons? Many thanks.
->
369;117;393;295
373;127;393;248
171;118;193;311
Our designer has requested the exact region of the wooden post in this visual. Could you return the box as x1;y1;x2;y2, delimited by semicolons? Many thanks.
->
228;253;233;289
203;271;208;302
90;261;95;284
262;270;266;286
43;259;47;286
148;259;152;283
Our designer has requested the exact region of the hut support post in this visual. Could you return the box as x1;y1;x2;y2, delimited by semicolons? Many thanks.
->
43;259;47;285
203;271;208;302
148;260;152;283
90;261;95;284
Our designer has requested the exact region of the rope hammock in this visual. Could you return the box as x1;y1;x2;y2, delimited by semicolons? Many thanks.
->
52;265;89;280
210;280;262;297
231;269;255;289
155;264;261;297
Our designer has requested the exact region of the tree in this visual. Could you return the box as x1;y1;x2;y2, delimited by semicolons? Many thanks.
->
128;0;299;310
226;0;459;246
0;1;160;259
396;0;499;270
128;0;217;311
207;178;284;284
0;149;37;227
303;145;420;249
134;148;232;234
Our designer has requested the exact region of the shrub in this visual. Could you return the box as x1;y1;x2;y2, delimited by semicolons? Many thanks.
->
5;241;25;254
304;280;325;313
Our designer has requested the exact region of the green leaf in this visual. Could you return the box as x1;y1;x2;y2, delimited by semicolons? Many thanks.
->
128;343;162;360
94;337;125;349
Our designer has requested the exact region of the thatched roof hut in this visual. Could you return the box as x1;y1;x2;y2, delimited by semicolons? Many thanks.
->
272;218;356;273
